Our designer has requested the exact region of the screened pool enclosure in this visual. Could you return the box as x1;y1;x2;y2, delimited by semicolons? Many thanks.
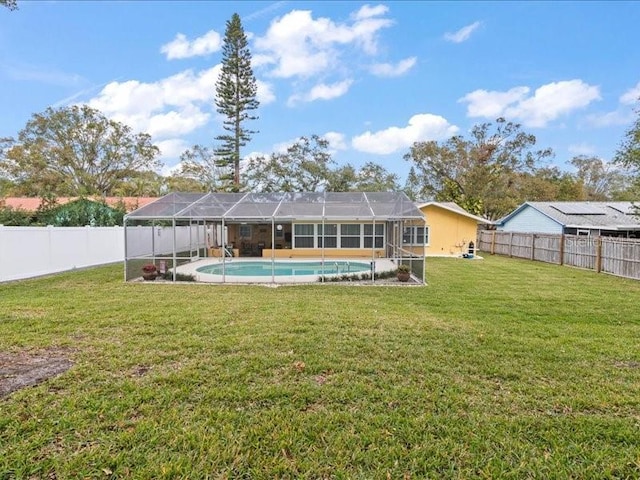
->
124;192;428;284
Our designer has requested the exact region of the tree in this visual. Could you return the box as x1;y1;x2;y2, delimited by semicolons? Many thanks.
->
615;105;640;173
174;145;231;192
1;0;18;10
215;13;259;191
0;105;161;196
328;162;399;192
404;118;553;219
112;170;165;197
514;167;585;202
244;135;334;192
570;155;632;200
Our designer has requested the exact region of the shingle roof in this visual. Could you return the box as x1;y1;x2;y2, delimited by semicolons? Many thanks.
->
504;201;640;230
416;201;492;224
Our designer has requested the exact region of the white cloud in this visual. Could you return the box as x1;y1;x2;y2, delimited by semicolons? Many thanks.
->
86;66;226;170
620;81;640;105
88;66;221;119
254;6;393;78
444;21;481;43
160;30;222;60
157;139;189;162
458;86;529;118
351;114;459;155
256;79;276;104
568;143;596;156
586;110;634;128
288;79;353;106
307;79;353;101
352;4;389;21
144;105;210;138
370;56;417;77
323;131;347;151
460;80;601;127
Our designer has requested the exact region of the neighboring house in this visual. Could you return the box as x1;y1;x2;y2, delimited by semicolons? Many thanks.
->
497;201;640;238
1;197;158;213
413;202;492;256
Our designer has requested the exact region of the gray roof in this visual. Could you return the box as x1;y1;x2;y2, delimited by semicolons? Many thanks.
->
504;201;640;230
125;191;426;221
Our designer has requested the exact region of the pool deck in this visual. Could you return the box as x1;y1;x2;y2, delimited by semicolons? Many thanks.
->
176;257;399;284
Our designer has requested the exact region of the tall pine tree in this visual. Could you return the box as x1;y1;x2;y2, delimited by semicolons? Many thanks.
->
215;13;259;191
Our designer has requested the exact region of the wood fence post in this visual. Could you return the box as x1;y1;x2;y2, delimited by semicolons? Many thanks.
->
559;234;565;265
530;233;535;260
509;232;513;258
491;230;496;255
595;236;602;273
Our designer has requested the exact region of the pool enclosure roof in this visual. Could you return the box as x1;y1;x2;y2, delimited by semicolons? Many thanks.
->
125;191;425;222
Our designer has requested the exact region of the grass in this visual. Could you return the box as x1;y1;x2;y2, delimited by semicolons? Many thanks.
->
1;256;640;478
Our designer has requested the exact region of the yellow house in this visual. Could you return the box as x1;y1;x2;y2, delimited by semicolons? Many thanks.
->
416;202;492;256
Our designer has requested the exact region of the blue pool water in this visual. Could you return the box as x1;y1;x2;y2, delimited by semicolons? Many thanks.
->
196;260;371;277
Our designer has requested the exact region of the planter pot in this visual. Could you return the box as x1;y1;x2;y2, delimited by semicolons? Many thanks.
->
397;272;411;282
142;273;158;281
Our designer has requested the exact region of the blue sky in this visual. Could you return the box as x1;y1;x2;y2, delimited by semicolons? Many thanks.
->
1;1;639;184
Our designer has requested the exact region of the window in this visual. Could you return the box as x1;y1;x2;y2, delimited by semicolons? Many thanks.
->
294;224;315;248
239;225;252;238
403;226;429;245
364;223;385;248
340;224;361;248
318;224;337;248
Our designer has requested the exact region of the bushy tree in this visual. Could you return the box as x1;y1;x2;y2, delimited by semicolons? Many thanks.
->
215;13;259;191
174;145;231;192
404;118;553;219
37;198;125;227
570;155;632;200
328;162;399;192
0;105;161;196
0;206;32;225
1;0;18;10
615;106;640;174
244;135;333;192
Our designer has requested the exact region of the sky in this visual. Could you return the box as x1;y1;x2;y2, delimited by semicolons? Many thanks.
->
1;1;640;185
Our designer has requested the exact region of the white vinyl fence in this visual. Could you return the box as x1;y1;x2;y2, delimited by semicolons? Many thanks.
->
0;225;124;282
0;225;207;282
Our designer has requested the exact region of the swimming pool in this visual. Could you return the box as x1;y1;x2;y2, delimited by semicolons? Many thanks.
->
196;260;371;277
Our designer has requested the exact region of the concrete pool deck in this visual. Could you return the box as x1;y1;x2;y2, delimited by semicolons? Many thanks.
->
176;257;401;284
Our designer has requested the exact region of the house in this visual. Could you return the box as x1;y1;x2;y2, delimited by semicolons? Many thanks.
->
125;191;427;260
413;202;492;256
124;191;430;284
1;196;158;214
497;201;640;238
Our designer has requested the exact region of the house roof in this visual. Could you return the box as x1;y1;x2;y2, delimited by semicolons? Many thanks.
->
499;201;640;230
126;191;425;221
416;201;492;224
1;197;158;213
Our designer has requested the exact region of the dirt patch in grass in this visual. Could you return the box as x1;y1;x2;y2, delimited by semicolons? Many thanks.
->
0;348;73;398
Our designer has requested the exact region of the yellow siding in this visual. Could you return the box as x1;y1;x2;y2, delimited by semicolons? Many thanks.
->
421;205;479;256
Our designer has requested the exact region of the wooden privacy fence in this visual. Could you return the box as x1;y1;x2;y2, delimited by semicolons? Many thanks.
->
478;230;640;281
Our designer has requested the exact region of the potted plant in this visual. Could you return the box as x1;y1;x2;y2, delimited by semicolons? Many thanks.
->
141;263;158;281
397;264;411;282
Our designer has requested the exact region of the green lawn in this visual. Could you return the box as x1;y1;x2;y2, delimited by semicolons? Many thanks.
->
1;256;639;479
